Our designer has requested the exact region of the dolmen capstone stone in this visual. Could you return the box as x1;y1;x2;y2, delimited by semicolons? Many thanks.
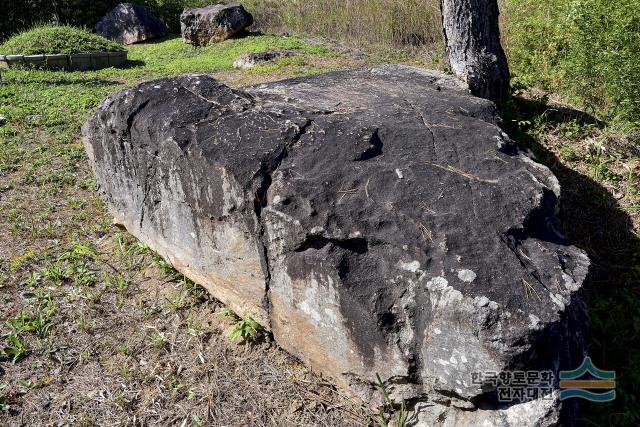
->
82;65;590;426
180;3;253;46
96;3;167;45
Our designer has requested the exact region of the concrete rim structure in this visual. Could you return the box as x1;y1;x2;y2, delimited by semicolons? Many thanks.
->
0;51;127;70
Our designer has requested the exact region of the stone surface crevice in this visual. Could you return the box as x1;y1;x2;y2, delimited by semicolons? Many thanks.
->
83;66;590;426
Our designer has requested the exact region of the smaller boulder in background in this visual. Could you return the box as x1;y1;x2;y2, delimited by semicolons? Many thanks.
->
233;50;295;69
181;4;253;46
96;3;168;45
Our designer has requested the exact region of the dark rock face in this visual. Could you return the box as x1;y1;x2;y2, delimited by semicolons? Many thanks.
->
96;3;167;45
82;66;589;425
180;3;253;46
233;50;295;69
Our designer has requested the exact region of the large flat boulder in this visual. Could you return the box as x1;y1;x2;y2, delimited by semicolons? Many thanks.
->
82;66;589;425
180;3;253;46
96;3;167;45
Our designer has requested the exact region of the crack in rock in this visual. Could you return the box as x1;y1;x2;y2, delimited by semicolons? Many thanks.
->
83;68;590;426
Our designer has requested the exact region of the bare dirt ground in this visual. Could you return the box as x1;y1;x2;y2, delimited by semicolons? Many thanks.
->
0;174;373;427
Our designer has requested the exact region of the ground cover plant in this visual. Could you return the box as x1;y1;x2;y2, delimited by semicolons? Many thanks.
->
503;0;640;128
0;25;125;55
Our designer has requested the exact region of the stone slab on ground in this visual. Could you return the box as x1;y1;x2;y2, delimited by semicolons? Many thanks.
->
83;65;589;425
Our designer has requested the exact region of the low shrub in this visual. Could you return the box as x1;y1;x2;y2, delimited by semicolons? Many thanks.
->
503;0;640;126
0;0;116;41
0;25;125;55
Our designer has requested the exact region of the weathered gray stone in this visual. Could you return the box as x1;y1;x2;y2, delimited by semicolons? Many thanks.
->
82;66;589;425
233;50;295;69
180;3;253;46
96;3;167;45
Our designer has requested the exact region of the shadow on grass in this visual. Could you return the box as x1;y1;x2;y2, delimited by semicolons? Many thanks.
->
502;96;640;426
122;59;145;69
131;33;181;44
239;30;266;38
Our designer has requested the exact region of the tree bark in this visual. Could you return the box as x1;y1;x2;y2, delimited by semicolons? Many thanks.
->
440;0;510;102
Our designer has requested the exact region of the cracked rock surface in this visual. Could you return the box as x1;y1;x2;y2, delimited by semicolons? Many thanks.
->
82;66;589;425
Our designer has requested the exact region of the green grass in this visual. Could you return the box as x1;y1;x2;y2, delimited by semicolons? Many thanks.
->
0;34;332;140
0;34;336;203
503;0;640;127
0;25;125;55
0;333;26;363
8;297;56;339
375;373;408;427
127;34;332;76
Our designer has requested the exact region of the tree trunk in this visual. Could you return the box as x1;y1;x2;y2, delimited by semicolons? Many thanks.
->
440;0;510;102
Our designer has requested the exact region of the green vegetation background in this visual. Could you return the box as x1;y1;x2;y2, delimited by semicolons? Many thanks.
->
2;0;639;129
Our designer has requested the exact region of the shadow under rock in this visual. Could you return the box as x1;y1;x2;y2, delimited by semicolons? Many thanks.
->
501;95;640;426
